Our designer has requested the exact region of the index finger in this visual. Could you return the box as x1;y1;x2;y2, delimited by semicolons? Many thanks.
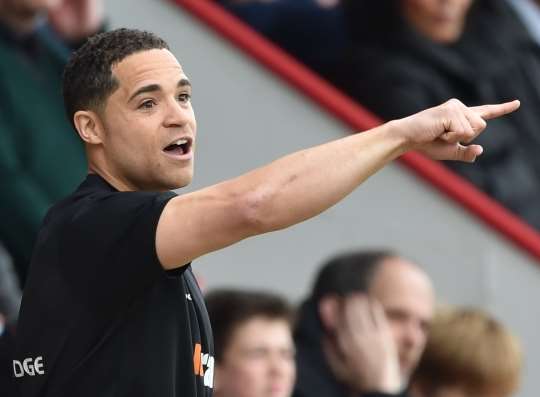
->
471;100;520;120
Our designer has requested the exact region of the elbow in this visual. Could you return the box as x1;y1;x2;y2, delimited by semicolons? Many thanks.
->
240;186;277;235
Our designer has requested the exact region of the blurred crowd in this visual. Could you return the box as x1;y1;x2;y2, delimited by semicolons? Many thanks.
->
0;0;532;396
0;0;104;393
206;250;523;397
219;0;540;231
0;0;103;283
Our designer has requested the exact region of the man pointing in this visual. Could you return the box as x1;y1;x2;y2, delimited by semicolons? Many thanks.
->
14;28;519;397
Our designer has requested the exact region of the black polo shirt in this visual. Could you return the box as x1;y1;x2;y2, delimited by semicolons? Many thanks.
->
14;174;214;397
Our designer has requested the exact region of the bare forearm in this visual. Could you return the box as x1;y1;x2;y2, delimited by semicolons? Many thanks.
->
234;120;407;233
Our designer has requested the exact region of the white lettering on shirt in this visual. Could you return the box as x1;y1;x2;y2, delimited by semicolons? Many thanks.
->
13;356;45;378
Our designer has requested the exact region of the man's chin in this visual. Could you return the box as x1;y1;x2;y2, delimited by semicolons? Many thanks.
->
168;175;193;190
147;177;191;192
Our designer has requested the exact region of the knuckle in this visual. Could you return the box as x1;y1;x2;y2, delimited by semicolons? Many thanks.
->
472;118;487;132
447;98;461;108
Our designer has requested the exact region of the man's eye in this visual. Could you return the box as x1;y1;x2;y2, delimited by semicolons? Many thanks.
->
178;93;191;103
139;100;156;109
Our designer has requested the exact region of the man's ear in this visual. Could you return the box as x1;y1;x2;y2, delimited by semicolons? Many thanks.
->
318;295;340;333
73;110;104;145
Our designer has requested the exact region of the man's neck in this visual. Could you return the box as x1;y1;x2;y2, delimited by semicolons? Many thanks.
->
88;168;136;192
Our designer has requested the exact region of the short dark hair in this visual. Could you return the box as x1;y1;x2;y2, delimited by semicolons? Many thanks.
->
62;28;170;127
205;289;293;362
311;249;396;301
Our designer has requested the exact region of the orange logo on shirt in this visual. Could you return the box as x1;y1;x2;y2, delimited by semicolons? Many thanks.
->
193;343;214;388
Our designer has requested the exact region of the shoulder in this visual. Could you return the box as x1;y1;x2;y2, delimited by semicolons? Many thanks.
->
45;177;177;236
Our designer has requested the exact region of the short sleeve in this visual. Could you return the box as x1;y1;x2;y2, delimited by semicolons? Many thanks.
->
61;190;177;312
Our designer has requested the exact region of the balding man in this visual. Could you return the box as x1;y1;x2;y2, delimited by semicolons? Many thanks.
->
294;250;434;397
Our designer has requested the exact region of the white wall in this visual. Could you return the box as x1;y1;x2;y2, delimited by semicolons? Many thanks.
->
106;1;540;395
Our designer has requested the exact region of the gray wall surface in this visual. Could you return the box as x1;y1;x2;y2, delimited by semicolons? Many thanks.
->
106;1;540;395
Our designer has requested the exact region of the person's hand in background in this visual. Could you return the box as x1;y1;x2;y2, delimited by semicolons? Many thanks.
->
324;294;402;394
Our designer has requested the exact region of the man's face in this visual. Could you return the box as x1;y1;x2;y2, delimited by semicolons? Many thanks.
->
401;0;473;43
369;258;434;381
97;49;196;191
215;317;296;397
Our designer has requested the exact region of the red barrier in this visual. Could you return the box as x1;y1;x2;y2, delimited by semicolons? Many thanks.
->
172;0;540;262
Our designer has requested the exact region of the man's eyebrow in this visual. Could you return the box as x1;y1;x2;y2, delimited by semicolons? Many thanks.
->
178;78;191;88
128;79;191;103
128;84;161;103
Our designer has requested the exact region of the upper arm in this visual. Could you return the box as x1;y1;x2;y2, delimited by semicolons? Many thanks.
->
156;183;257;269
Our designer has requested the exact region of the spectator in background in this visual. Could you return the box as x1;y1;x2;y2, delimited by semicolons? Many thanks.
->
216;0;347;79
0;243;21;396
0;243;22;327
206;289;296;397
0;315;17;396
410;306;522;397
294;250;434;397
0;0;104;282
338;0;540;231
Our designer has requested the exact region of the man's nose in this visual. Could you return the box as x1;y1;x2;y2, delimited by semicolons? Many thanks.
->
163;98;191;127
402;321;424;348
268;355;289;377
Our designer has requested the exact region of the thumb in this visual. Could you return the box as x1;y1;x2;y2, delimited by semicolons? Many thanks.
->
419;141;484;161
454;144;483;162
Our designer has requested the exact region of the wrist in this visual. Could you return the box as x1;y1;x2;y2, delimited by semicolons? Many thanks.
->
378;376;402;394
379;119;412;158
351;373;401;395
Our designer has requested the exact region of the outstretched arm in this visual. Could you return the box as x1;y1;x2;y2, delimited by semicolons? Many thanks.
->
156;99;519;268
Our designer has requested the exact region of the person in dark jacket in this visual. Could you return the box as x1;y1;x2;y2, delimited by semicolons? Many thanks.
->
217;0;347;79
338;0;540;230
0;243;21;396
293;250;434;397
0;0;104;282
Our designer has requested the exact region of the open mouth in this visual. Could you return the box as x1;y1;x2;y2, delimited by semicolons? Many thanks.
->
163;137;193;158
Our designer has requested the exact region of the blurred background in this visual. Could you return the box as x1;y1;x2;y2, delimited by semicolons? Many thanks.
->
1;1;540;396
